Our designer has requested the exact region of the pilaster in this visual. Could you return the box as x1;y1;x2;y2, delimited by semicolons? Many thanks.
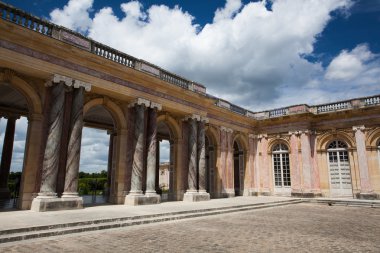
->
353;125;377;199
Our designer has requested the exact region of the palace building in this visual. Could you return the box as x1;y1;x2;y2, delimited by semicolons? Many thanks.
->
0;2;379;211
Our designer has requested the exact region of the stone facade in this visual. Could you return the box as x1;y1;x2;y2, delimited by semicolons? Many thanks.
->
0;3;380;211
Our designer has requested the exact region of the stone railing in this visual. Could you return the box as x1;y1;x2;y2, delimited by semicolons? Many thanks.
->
316;101;351;113
269;108;288;118
363;95;380;106
0;1;206;95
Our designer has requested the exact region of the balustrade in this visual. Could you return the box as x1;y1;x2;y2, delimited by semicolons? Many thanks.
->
316;102;350;113
364;96;380;106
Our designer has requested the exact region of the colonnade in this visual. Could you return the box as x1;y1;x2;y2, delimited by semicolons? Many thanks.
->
1;72;380;212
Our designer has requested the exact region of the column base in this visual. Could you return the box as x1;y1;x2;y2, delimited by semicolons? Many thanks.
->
221;189;235;198
0;188;11;199
259;189;272;196
124;193;161;205
31;196;83;212
356;192;379;200
291;191;322;198
247;189;259;196
183;191;210;202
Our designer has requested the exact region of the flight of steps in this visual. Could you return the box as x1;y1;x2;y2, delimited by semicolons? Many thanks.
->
0;199;302;244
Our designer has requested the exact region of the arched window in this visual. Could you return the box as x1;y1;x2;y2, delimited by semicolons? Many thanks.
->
272;143;291;188
327;140;352;196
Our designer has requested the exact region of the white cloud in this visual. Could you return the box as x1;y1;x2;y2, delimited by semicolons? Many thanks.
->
325;44;376;81
159;140;170;163
213;0;243;23
50;0;93;33
49;0;367;110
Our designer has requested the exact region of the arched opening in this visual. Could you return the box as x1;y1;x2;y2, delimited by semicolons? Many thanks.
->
327;140;352;197
272;143;291;195
0;84;29;210
157;121;175;201
233;140;245;196
80;104;115;206
205;134;216;198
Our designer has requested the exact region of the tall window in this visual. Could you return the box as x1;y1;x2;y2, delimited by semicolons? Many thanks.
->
327;140;352;193
272;143;291;188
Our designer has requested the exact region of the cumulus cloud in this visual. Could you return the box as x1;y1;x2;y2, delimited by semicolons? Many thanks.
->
48;0;367;110
325;44;376;81
159;140;170;163
50;0;93;33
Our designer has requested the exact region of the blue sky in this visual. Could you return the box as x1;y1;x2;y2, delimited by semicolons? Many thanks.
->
1;0;380;173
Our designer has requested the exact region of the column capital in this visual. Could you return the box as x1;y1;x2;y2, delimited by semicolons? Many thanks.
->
128;98;150;108
46;74;73;87
183;114;201;122
353;125;366;132
150;102;162;111
220;126;233;133
258;133;267;139
200;116;209;123
73;80;91;92
288;130;301;136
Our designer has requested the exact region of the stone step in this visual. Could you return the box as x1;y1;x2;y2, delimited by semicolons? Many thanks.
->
0;199;302;244
305;199;380;208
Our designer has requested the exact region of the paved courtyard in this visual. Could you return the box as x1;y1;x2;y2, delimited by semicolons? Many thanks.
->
1;203;379;253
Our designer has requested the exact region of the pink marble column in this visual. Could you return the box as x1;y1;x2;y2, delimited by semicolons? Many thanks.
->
129;104;146;194
226;129;234;193
249;134;260;195
289;131;301;195
353;125;374;197
146;108;158;194
300;131;312;193
259;134;270;194
187;118;198;192
198;121;206;193
62;87;84;198
310;132;321;195
219;128;227;193
0;116;17;199
38;82;65;197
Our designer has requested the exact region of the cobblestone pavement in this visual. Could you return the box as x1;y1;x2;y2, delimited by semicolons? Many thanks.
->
1;203;379;253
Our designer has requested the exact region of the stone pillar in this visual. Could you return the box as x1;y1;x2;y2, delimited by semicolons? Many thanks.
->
197;119;210;200
31;74;91;211
300;130;313;197
38;82;66;197
219;127;227;196
187;118;198;192
62;86;84;207
310;131;322;196
248;134;259;196
258;134;270;195
125;98;154;205
226;128;235;197
144;104;161;204
130;104;145;194
0;116;17;199
289;131;301;196
183;115;210;202
353;126;376;199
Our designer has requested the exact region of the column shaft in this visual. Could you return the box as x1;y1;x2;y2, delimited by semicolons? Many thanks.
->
0;117;16;198
63;87;84;197
187;119;197;192
106;132;115;197
300;132;312;192
226;131;233;190
146;108;157;194
39;83;65;196
130;105;145;194
198;121;206;192
353;126;373;193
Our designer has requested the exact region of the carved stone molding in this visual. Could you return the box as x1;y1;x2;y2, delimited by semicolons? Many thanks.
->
73;80;91;92
150;102;162;111
220;126;233;133
128;97;151;108
353;125;366;132
183;114;201;122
